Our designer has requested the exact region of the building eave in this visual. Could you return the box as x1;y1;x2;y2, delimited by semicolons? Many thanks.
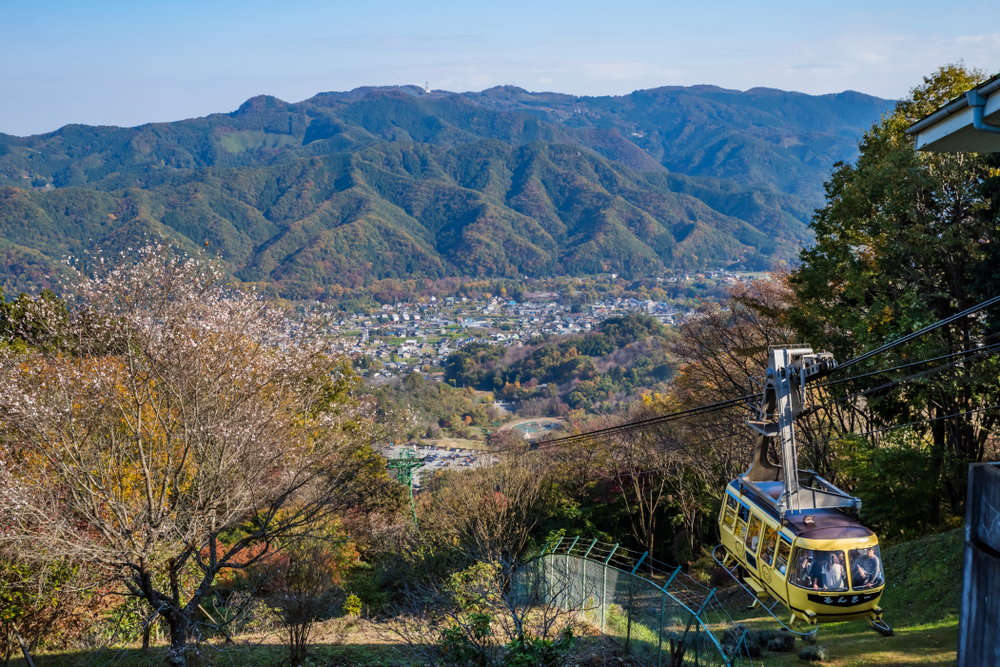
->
906;73;1000;152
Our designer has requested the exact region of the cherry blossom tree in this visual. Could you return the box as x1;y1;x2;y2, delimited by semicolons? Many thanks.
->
0;246;390;666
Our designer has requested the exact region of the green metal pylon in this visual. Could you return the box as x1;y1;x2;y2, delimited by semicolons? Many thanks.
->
386;448;425;529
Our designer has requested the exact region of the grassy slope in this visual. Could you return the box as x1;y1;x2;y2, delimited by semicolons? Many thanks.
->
767;529;964;667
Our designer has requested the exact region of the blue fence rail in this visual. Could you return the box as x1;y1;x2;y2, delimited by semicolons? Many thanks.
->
528;537;753;666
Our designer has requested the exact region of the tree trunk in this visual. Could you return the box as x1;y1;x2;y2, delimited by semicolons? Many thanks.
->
165;612;189;667
3;623;12;667
12;628;35;667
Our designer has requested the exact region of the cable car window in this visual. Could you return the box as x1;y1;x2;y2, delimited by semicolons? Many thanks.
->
774;539;790;577
790;548;848;592
848;546;885;590
745;515;763;553
722;495;737;529
735;517;748;542
737;503;750;523
760;525;778;566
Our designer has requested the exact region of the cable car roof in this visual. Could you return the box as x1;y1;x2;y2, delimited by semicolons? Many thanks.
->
783;510;874;541
730;481;874;541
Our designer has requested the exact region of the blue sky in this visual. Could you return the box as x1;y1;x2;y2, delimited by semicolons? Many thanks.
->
2;0;998;136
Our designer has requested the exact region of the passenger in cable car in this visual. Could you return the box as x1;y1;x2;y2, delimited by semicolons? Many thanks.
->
760;531;776;565
795;551;814;587
809;552;829;590
792;549;850;592
775;540;790;575
849;547;884;588
825;552;846;590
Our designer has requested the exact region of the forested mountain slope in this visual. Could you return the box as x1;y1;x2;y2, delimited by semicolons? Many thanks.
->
0;85;890;296
0;142;814;298
0;85;890;198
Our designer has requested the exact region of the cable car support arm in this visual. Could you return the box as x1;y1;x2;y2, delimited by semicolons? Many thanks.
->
743;346;861;518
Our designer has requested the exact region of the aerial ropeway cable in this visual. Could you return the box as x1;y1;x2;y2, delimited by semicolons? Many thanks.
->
498;293;1000;456
830;294;1000;373
473;295;1000;638
491;341;1000;457
816;339;1000;389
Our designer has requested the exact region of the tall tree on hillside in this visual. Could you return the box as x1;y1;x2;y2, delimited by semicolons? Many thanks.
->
0;247;390;667
668;278;801;483
790;63;1000;516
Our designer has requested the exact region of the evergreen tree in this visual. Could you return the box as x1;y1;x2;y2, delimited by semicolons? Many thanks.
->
791;64;1000;517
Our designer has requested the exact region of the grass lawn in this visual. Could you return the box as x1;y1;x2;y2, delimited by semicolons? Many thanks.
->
16;643;409;667
758;616;959;666
6;616;416;667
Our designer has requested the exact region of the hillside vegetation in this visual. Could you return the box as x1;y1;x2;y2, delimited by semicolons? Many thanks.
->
0;85;890;201
0;142;812;297
445;313;675;411
0;85;890;296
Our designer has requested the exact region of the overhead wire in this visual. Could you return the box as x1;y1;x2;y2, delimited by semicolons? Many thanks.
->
497;392;756;452
829;329;1000;368
816;340;1000;389
544;397;1000;487
830;294;1000;373
504;342;1000;456
796;401;1000;453
553;399;1000;490
818;341;1000;408
486;294;1000;457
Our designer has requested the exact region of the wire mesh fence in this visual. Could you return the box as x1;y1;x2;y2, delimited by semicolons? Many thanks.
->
525;537;760;667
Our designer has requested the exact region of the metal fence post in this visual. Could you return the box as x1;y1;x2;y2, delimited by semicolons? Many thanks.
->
549;536;563;605
582;538;597;620
536;540;551;601
657;566;681;667
625;551;648;654
601;543;618;634
564;536;580;610
734;627;749;666
690;589;715;667
656;586;666;667
695;619;700;667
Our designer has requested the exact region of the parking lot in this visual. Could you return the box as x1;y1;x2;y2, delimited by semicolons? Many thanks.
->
384;444;494;488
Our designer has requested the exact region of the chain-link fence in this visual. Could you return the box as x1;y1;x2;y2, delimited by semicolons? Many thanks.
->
525;537;758;667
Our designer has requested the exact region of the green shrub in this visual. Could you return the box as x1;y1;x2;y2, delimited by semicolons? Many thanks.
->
767;635;796;652
798;644;828;661
342;593;363;617
439;613;492;664
505;628;574;667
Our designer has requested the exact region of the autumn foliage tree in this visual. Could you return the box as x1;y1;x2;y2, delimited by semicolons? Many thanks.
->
0;246;389;666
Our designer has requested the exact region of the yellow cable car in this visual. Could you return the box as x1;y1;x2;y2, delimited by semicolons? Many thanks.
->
718;481;886;627
716;346;889;632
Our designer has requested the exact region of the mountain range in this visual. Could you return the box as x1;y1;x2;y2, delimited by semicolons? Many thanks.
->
0;84;892;298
